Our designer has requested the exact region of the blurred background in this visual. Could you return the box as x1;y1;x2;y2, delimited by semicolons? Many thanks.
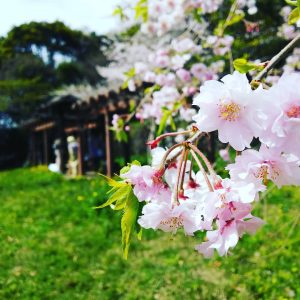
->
0;0;299;299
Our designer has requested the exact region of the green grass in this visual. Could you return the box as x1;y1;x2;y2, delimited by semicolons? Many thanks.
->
0;167;299;299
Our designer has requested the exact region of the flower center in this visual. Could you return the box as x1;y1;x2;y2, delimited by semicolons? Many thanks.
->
254;162;280;183
286;105;300;118
254;165;269;180
219;102;241;121
160;216;183;229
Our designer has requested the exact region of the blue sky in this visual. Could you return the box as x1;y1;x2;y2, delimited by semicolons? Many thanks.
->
0;0;122;36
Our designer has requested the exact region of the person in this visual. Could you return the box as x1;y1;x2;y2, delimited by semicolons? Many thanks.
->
48;138;61;173
67;136;78;176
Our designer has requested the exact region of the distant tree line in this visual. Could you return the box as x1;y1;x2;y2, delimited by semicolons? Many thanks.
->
0;21;112;120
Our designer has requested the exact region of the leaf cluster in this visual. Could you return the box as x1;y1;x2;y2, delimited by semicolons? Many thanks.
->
96;171;142;259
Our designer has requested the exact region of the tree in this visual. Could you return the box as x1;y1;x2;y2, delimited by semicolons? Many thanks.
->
0;21;112;119
98;0;300;259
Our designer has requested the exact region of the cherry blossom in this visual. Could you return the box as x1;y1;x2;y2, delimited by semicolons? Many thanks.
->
227;145;300;188
138;199;200;235
258;73;300;157
99;0;300;260
195;202;264;257
193;71;265;151
219;148;230;161
206;35;234;56
121;165;168;202
193;0;223;14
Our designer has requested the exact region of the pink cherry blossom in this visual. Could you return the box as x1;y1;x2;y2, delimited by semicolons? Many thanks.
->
143;71;156;83
193;71;266;151
195;201;264;257
258;73;300;157
171;38;201;53
171;54;191;70
121;165;169;202
176;68;192;82
219;148;230;161
134;62;148;75
138;200;200;235
193;0;223;14
179;107;196;122
155;73;176;86
215;178;260;203
226;145;300;188
206;35;234;56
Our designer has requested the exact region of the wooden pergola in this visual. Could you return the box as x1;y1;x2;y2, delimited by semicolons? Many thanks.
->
23;83;135;176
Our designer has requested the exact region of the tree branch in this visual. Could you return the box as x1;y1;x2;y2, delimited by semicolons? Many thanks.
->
254;34;300;82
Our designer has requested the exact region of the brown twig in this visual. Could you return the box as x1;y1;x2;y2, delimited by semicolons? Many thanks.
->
173;148;187;205
188;143;217;180
190;149;214;192
178;149;189;192
253;34;300;82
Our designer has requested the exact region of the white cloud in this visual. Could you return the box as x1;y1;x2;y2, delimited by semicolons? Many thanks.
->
0;0;121;36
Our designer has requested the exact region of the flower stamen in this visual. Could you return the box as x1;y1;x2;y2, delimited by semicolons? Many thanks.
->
219;102;241;121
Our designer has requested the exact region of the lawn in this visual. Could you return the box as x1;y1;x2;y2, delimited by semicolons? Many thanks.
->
0;167;299;299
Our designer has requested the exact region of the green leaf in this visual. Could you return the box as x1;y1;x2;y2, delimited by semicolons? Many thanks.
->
135;0;148;22
121;191;139;259
106;186;118;195
120;160;141;176
120;165;131;175
214;21;225;36
157;108;171;135
120;24;140;38
226;11;245;26
213;11;244;36
116;130;128;143
122;80;128;89
124;67;136;78
131;160;141;166
169;115;176;131
288;7;300;25
144;84;160;95
129;99;136;112
112;197;127;210
173;101;182;110
94;185;131;209
137;228;143;240
285;0;298;6
98;174;127;188
192;8;203;23
233;58;263;73
112;6;127;20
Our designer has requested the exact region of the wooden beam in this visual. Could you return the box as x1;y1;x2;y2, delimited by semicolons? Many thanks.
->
104;110;111;177
34;121;55;132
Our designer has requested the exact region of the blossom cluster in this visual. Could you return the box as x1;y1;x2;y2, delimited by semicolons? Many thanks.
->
100;0;300;259
126;36;225;125
141;0;223;36
277;6;300;40
108;0;289;135
120;71;300;258
141;0;258;36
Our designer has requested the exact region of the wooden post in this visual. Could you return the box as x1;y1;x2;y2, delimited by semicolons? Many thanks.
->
104;110;111;177
57;117;68;173
77;131;84;176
